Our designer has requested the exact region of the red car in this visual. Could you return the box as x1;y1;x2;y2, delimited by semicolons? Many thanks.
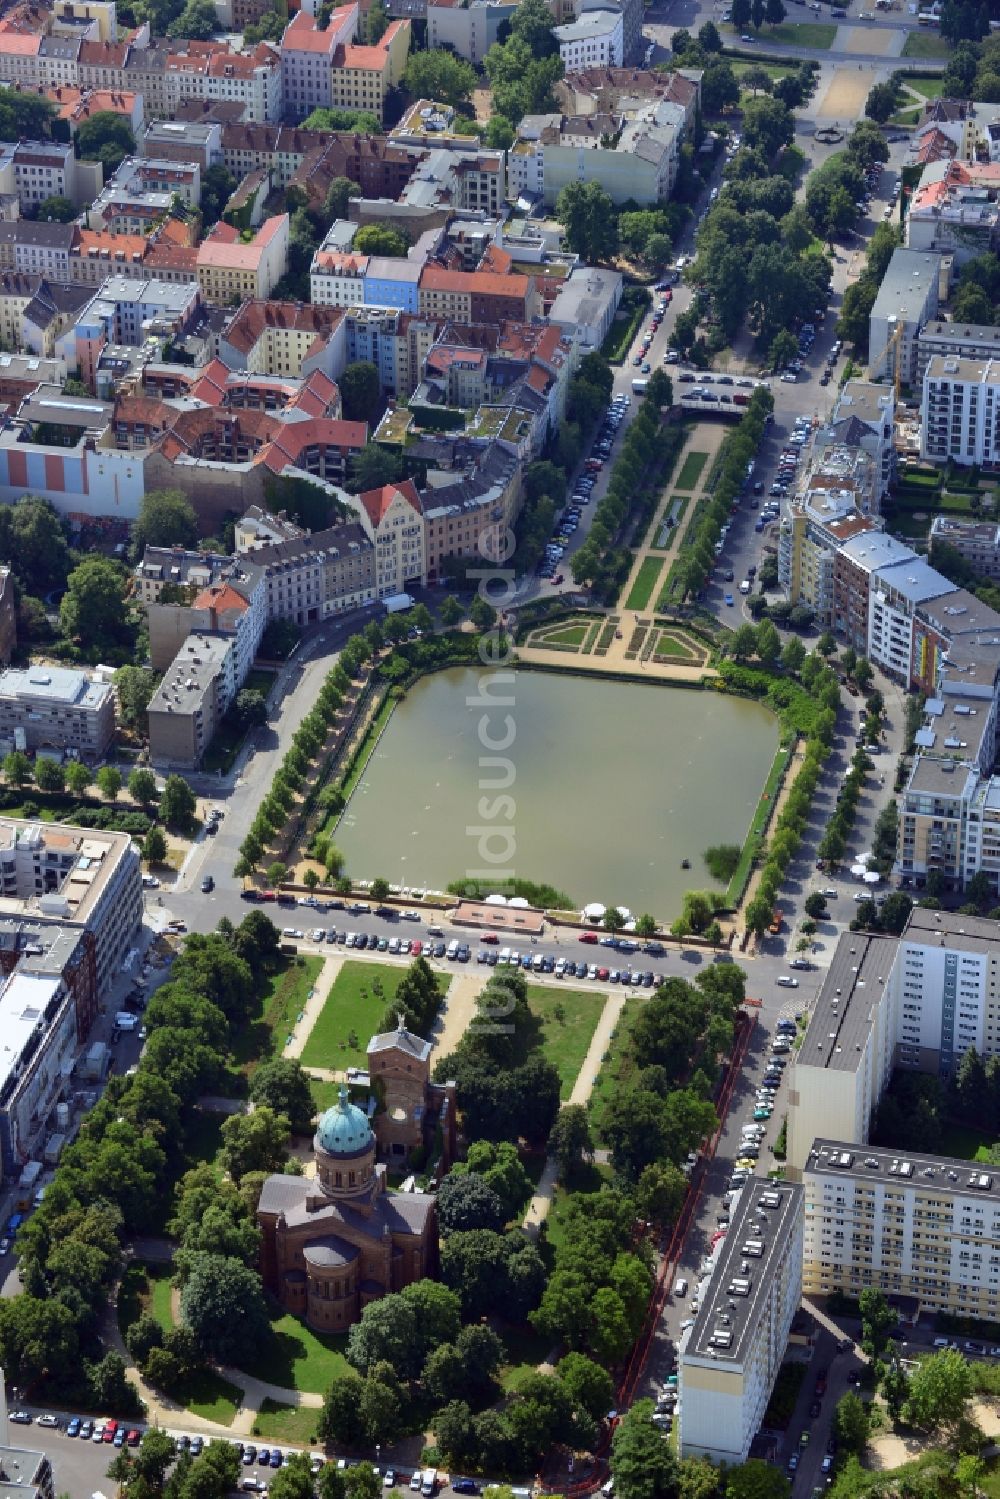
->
103;1422;118;1444
597;967;610;981
126;1430;141;1447
260;889;277;902
579;931;599;944
482;932;499;943
411;940;422;955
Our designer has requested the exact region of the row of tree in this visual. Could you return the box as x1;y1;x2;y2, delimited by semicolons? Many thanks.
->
571;370;676;603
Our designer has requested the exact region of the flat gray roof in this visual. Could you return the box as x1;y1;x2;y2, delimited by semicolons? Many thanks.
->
870;247;941;320
903;904;1000;950
873;556;953;604
0;666;110;711
806;1137;1000;1203
838;530;915;575
905;756;978;798
683;1177;803;1369
796;931;898;1073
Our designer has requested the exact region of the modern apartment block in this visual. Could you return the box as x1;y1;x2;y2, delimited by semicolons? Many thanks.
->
803;1138;1000;1320
0;665;115;758
679;1179;804;1466
0;817;141;996
916;319;1000;385
788;913;1000;1177
922;354;1000;467
931;515;1000;580
868;248;942;386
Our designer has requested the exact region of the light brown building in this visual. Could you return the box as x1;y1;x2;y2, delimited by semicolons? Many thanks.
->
257;1087;437;1333
367;1018;456;1164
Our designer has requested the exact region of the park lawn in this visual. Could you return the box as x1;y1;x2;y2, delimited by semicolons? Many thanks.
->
118;1261;175;1341
625;555;666;611
902;29;951;56
587;998;646;1142
186;1370;243;1425
760;20;836;46
149;1264;175;1332
252;1399;320;1447
308;1075;341;1116
235;953;324;1069
526;984;607;1101
544;624;588;647
653;633;694;660
938;1122;996;1162
673;450;709;491
300;961;432;1072
499;1324;556;1391
729;58;792;81
905;76;945;99
238;1305;351;1395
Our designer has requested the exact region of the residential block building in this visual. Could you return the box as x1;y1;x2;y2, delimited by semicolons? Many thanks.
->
679;1179;804;1466
279;6;359;121
930;515;1000;580
803;1138;1000;1321
868;248;942;387
553;9;624;70
0;665;114;758
195;216;289;304
922;354;1000;467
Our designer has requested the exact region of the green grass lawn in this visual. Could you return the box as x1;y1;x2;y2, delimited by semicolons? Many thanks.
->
149;1264;175;1332
118;1261;175;1340
235;953;324;1069
308;1075;341;1115
938;1123;996;1162
729;58;793;80
758;20;836;46
237;1304;351;1395
905;76;945;99
674;450;709;491
300;961;437;1072
252;1399;320;1446
902;29;951;56
526;984;607;1101
652;633;695;660
625;555;666;611
186;1370;243;1425
588;999;645;1141
499;1324;556;1390
543;624;588;647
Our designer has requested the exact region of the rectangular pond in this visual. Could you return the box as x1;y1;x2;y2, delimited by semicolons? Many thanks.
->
336;668;780;917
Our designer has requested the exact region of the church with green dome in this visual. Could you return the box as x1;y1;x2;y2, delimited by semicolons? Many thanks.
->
256;1082;438;1333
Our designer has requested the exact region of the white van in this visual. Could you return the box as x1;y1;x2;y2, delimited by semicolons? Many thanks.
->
446;940;459;960
114;1012;139;1031
739;580;751;595
421;1472;438;1496
499;946;511;966
674;1276;688;1297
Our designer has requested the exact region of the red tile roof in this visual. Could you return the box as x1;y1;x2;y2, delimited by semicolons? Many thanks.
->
357;477;420;526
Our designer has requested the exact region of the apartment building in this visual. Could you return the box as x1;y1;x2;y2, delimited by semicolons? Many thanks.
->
69;230;148;286
679;1179;804;1466
509;108;682;208
219;298;347;380
279;6;359;121
0;665;114;758
778;501;878;629
146;631;231;769
803;1138;1000;1321
868;556;953;683
343;305;439;397
553;9;624;69
196;216;289;303
141;119;223;172
833;530;928;655
922;354;1000;467
917;319;1000;385
930;515;1000;580
418;265;542;324
549;266;623;349
328;21;410;123
2;139;100;211
0;816;141;997
906;158;1000;265
868;248;942;387
829;380;897;500
235;506;376;621
134;545;232;606
357;478;426;596
426;0;517;63
164;40;283;124
786;931;900;1179
0;222;74;281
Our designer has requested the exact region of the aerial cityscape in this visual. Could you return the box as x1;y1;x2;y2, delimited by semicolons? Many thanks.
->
0;0;995;1496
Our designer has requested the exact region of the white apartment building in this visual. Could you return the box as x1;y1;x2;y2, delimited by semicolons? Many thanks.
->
279;5;358;121
922;354;1000;467
868;557;952;681
679;1180;803;1466
553;9;624;69
803;1139;1000;1321
788;913;1000;1178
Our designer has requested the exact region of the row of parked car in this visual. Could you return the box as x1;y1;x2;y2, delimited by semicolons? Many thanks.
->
541;396;629;579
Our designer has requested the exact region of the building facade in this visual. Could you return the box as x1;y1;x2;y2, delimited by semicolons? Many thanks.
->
0;666;114;759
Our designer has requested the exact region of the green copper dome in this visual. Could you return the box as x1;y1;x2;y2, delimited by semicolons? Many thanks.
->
316;1085;373;1157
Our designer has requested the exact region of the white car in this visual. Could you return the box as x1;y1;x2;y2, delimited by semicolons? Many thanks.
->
776;976;799;987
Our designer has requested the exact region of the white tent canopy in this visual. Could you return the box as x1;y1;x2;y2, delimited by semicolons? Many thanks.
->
863;871;881;885
583;903;606;920
484;894;508;905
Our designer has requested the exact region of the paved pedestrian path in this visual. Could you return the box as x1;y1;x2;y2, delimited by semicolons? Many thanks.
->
286;954;343;1061
522;991;627;1238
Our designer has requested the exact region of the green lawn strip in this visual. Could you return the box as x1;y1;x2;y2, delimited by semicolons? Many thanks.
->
902;29;951;56
729;58;793;80
540;624;588;648
595;621;617;655
234;954;324;1070
652;632;697;661
252;1399;320;1446
499;1324;557;1391
526;984;606;1101
760;20;836;46
186;1370;243;1425
904;76;945;99
581;621;600;654
148;1264;175;1333
300;960;435;1072
243;668;278;701
674;450;709;491
625;555;667;610
237;1304;351;1395
587;998;645;1142
938;1123;996;1162
308;1075;342;1115
724;743;794;907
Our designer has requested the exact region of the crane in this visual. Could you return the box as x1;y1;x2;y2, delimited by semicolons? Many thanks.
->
868;316;903;404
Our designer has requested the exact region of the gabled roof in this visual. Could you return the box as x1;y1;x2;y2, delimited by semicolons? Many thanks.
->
357;477;421;525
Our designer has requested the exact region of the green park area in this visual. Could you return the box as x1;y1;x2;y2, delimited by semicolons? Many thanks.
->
234;952;324;1069
117;1263;243;1424
523;616;601;653
586;998;643;1136
759;19;836;45
673;450;709;491
300;960;440;1072
902;28;951;56
252;1399;320;1446
526;984;606;1100
625;555;667;610
237;1305;351;1396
